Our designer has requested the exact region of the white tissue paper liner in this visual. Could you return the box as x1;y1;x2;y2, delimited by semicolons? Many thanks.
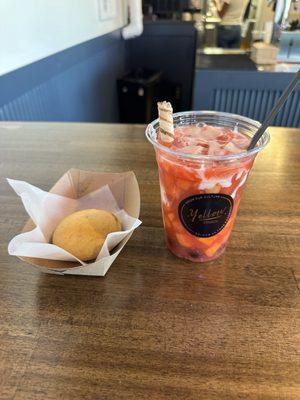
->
7;169;141;276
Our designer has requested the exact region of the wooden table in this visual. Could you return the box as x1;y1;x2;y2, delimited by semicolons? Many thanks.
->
0;122;299;400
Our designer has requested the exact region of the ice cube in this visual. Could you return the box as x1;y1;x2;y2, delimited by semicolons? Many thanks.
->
208;141;222;156
181;145;208;155
217;149;228;156
232;132;251;149
223;142;242;154
180;126;201;137
201;125;224;141
175;126;199;146
216;130;234;145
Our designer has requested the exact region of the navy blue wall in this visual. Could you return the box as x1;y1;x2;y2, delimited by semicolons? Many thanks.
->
193;69;300;127
0;29;126;122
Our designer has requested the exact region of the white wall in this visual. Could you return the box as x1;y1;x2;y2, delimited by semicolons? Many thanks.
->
0;0;127;76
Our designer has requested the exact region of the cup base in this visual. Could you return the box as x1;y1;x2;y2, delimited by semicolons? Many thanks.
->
166;239;227;263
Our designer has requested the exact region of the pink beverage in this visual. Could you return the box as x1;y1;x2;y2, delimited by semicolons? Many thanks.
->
146;111;270;262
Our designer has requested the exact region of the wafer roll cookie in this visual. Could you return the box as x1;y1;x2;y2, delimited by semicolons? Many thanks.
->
157;101;175;143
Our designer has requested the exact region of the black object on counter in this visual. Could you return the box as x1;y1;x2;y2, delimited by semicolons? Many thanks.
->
117;69;162;124
143;1;190;18
117;68;182;123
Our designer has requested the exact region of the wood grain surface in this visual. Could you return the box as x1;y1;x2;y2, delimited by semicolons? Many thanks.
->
0;122;299;400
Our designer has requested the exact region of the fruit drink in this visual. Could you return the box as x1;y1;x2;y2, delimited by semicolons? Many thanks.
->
146;112;270;262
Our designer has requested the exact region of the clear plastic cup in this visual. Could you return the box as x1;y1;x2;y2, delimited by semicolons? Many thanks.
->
146;111;270;262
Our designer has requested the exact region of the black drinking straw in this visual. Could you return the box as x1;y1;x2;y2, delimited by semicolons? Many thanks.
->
248;69;300;150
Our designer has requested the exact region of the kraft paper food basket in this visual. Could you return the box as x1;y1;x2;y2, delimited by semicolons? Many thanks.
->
14;169;141;276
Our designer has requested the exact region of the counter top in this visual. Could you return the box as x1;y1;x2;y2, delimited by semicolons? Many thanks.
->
196;52;257;70
196;48;300;72
0;122;299;399
257;62;300;72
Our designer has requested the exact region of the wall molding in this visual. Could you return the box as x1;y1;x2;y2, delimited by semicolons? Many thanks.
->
0;29;126;122
0;29;123;107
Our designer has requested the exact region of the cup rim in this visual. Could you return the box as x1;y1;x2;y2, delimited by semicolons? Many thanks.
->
145;110;270;162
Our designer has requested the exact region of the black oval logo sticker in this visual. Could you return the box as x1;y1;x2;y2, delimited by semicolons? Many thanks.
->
178;194;233;237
